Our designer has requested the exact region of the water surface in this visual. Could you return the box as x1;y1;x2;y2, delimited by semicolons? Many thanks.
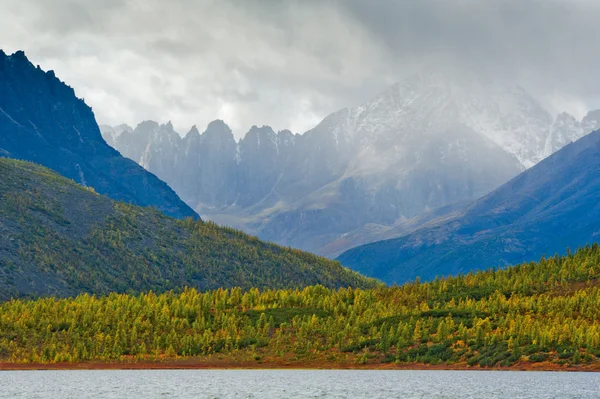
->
1;369;598;398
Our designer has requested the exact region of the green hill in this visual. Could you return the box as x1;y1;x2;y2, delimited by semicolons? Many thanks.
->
0;158;377;300
1;246;599;369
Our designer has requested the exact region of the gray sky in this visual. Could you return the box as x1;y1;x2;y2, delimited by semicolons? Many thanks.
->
2;0;600;137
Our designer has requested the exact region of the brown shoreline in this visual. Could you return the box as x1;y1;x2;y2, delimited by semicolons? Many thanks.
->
2;359;599;372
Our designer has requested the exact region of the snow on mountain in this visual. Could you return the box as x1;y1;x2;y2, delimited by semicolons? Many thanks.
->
544;110;600;158
318;71;580;170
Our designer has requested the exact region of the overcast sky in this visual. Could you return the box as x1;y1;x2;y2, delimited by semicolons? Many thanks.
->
1;0;600;137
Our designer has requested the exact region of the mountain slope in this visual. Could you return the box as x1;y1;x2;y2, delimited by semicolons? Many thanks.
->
2;246;600;369
0;50;197;219
337;130;600;284
104;72;598;257
0;158;377;300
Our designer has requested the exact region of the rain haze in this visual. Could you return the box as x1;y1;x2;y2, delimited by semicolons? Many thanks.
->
1;0;599;137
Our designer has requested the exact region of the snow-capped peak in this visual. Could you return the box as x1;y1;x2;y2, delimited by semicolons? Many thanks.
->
312;70;591;169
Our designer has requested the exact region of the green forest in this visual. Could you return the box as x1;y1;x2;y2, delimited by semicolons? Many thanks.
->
0;158;376;300
2;245;600;368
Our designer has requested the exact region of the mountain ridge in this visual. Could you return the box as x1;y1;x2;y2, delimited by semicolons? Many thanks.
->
336;130;600;284
0;50;198;220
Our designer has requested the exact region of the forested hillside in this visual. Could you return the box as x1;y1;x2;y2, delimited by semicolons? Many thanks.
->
0;158;376;300
2;245;599;369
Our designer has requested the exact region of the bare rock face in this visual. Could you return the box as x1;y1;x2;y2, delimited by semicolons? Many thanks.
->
0;50;198;220
103;70;596;256
179;120;239;211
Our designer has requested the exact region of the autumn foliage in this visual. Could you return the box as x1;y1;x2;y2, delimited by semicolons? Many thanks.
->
1;245;600;368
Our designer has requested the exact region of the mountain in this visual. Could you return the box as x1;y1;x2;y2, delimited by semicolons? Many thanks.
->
337;130;600;285
0;50;197;219
98;124;132;147
103;71;599;257
0;157;377;300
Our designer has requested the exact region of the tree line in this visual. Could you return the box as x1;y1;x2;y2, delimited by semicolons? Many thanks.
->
1;244;599;367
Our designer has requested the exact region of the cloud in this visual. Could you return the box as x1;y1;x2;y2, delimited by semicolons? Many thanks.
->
1;0;599;137
342;1;600;109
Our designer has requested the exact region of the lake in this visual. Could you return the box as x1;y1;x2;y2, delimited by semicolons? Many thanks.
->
1;369;598;398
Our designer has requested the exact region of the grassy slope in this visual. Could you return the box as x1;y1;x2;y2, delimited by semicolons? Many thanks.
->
0;158;378;300
1;245;600;369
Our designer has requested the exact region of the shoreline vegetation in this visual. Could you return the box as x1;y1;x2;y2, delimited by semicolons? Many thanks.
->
2;358;600;372
2;246;600;371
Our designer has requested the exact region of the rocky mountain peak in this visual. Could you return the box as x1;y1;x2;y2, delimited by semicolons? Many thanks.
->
555;112;578;123
135;120;161;134
186;125;200;137
11;50;27;59
544;110;600;156
200;120;234;144
277;129;296;146
1;50;100;147
205;119;231;133
115;123;133;133
582;109;600;130
0;50;198;219
157;121;180;138
242;125;277;149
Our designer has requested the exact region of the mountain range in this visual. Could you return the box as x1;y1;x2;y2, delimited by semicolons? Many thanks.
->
0;50;198;219
1;47;599;308
102;71;600;257
337;130;600;284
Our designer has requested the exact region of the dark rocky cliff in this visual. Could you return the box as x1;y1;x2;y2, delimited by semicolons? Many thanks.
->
0;50;198;219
